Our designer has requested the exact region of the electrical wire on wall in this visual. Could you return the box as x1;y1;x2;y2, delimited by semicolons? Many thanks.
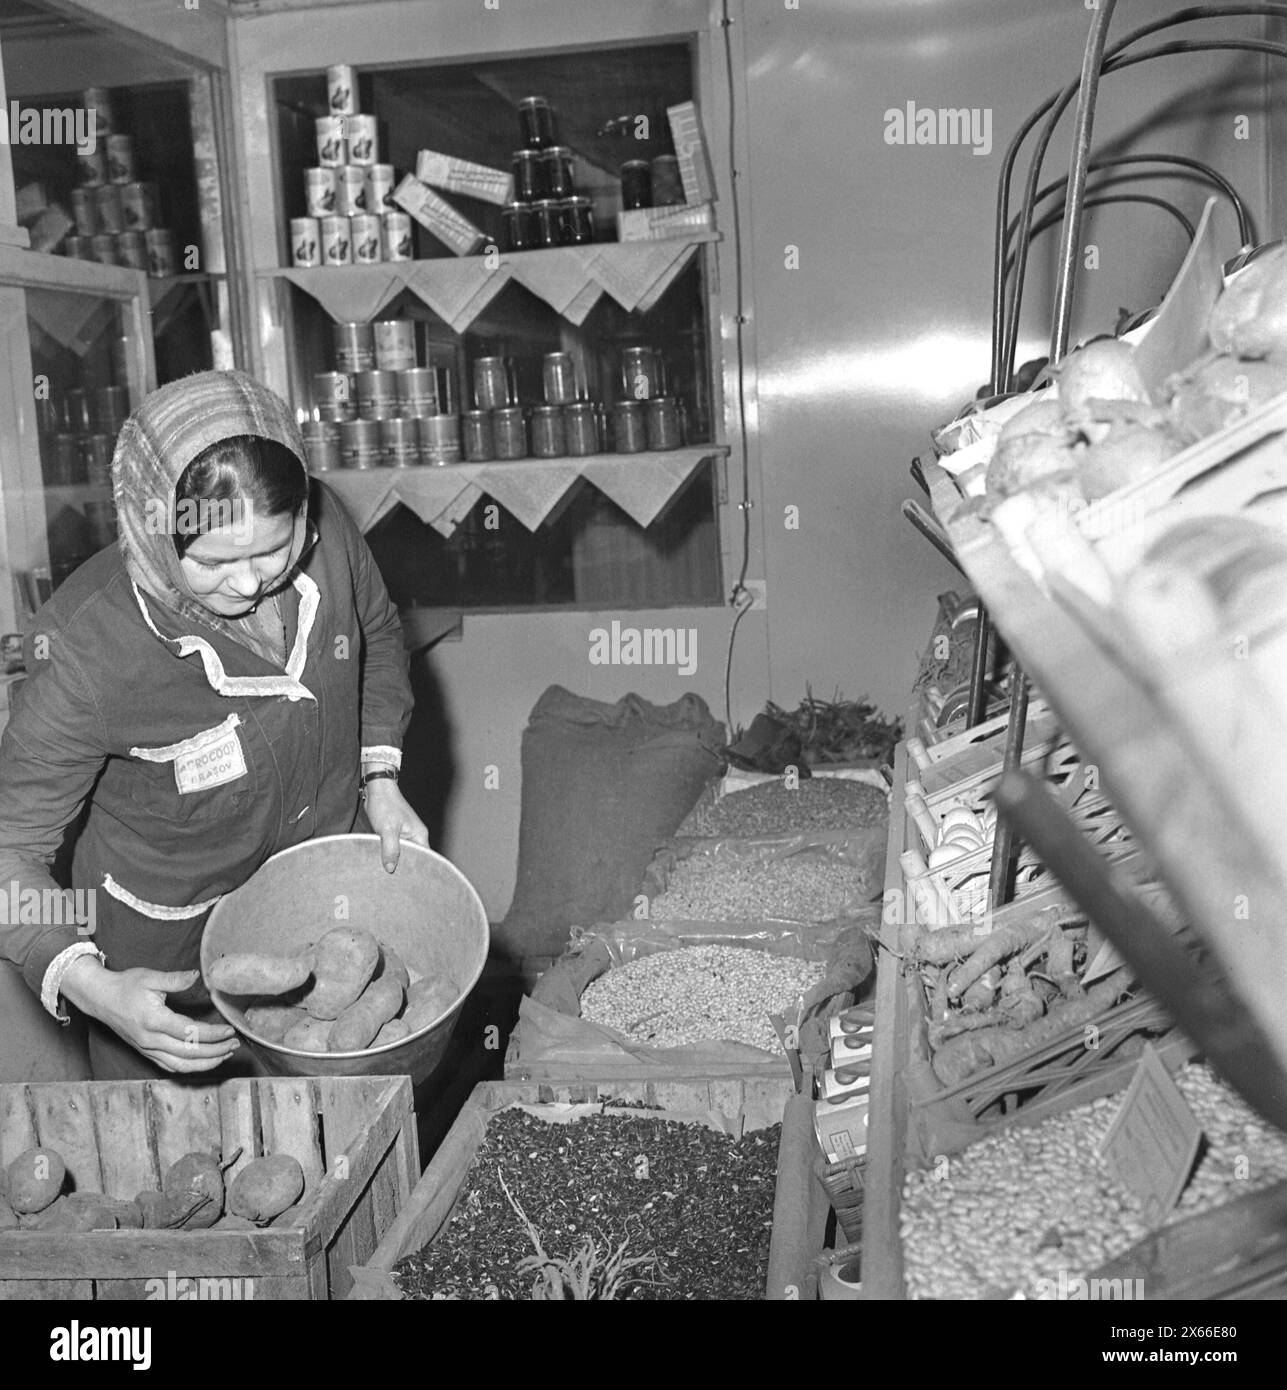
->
718;0;756;739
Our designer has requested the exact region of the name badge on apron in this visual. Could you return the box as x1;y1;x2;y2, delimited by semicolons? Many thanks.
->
173;722;248;794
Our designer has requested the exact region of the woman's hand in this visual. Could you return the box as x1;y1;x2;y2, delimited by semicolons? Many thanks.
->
59;958;239;1073
363;779;430;873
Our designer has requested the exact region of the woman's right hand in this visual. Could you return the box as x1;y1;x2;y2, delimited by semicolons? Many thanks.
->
60;959;240;1073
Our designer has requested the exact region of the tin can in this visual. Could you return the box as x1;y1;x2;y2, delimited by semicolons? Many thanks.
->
561;196;595;246
461;410;494;462
106;135;135;185
315;116;347;168
121;182;157;230
511;149;545;203
91;233;120;266
542;146;575;200
302;420;342;472
339;418;381;469
491;405;527;460
52;434;83;485
472;356;510;411
355;369;399;421
564;401;600;456
116;231;147;270
382;211;413;262
305;167;337;217
502;202;539;252
620;160;652;211
333;322;375;373
397;367;437;417
314;371;354;421
93;184;125;233
534;199;561;248
518;95;556;149
327;64;358;116
145;228;176;278
85;500;118;549
645;396;683;451
93;386;129;432
335;166;367;217
78;145;107;187
346;114;378;166
542;352;577;406
374;319;417;372
70;188;98;236
350;213;382;264
65;388;93;434
650;154;685;207
612;399;648;453
530;404;566;458
366;163;396;213
83;87;115;138
84;434;115;486
621;345;658;400
380;417;420;468
418;414;461;466
64;235;95;261
320;215;352;266
291;217;321;268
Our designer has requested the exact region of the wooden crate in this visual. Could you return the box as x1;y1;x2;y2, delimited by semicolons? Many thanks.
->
0;1076;418;1300
348;1076;795;1300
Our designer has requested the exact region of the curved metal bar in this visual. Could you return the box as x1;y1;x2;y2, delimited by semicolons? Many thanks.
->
1011;193;1196;279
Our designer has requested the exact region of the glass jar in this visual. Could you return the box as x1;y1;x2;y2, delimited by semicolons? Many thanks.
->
492;405;528;460
612;400;648;454
564;401;600;457
503;201;540;251
533;199;562;249
650;154;685;206
541;146;574;200
645;396;683;451
511;149;546;203
560;197;595;246
530;404;567;458
462;409;494;462
472;356;510;411
518;95;556;149
620;345;658;401
620;160;652;211
541;352;577;406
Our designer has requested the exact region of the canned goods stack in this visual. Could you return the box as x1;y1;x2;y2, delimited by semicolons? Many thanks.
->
293;65;409;267
503;95;596;252
300;319;464;470
63;88;178;277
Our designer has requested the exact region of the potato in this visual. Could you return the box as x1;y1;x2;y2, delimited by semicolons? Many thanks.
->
282;1016;334;1053
244;1001;307;1045
227;1155;305;1224
0;1196;18;1231
402;976;460;1034
329;976;405;1052
6;1146;66;1215
372;1017;410;1048
163;1152;225;1229
302;928;380;1019
34;1194;116;1232
376;942;410;992
107;1197;144;1230
208;949;315;998
134;1188;212;1230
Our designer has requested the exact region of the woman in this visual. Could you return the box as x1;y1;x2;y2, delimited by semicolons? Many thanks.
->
0;370;428;1079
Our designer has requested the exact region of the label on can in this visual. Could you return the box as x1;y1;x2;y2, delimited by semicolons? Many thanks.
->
291;217;321;268
334;322;376;373
315;116;347;168
374;320;417;372
71;187;98;236
93;184;125;233
350;213;382;264
120;182;156;230
320;215;352;266
145;228;176;278
91;233;120;266
336;166;368;217
315;371;352;407
117;230;147;270
78;147;107;187
327;65;358;116
83;87;115;137
304;167;337;217
345;114;378;166
106;134;135;185
382;212;413;262
365;164;396;212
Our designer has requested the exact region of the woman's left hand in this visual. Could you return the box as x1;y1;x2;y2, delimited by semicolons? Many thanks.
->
364;779;430;873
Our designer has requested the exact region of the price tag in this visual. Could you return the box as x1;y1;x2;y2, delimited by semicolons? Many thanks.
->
1098;1044;1202;1226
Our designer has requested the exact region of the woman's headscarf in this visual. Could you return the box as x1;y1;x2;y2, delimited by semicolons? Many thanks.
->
111;369;309;647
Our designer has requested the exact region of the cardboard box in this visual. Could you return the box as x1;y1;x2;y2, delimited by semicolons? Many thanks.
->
392;174;484;257
415;149;513;206
616;201;714;243
667;101;716;205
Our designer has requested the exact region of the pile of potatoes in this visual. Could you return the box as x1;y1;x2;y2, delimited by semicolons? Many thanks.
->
975;245;1287;505
0;1144;306;1234
207;927;459;1055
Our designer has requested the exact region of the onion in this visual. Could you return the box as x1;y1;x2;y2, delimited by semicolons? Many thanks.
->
1167;353;1287;442
1075;421;1185;500
1055;338;1150;416
1208;246;1287;359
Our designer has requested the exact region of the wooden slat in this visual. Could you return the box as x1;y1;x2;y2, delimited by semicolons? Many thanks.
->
148;1082;223;1174
30;1082;103;1194
91;1084;159;1200
217;1080;258;1184
0;1279;93;1300
259;1078;325;1193
0;1228;308;1280
0;1085;37;1169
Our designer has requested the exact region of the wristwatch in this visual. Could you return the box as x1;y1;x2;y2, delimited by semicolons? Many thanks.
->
360;768;399;800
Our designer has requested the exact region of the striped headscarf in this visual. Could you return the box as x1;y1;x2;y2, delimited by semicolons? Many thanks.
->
112;370;309;648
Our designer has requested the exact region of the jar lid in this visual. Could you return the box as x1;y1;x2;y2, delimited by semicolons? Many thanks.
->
533;198;561;210
543;145;572;157
620;159;651;171
463;409;490;422
530;404;562;417
493;404;524;419
511;148;541;161
564;400;596;415
613;399;645;412
518;95;550;108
